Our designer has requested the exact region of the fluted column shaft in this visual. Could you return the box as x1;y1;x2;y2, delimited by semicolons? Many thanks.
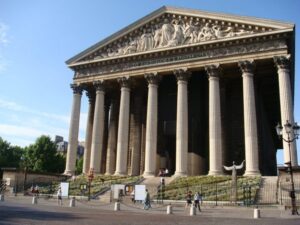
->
239;61;260;176
206;65;223;176
90;81;105;173
274;56;298;166
105;99;118;175
143;73;160;177
82;92;95;174
115;77;131;175
174;68;190;177
64;84;82;175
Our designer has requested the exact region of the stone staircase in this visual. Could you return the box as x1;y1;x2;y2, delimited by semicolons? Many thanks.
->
141;177;174;197
256;176;278;204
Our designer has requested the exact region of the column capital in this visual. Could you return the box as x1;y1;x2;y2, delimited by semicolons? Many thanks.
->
70;84;83;95
274;55;290;71
144;72;161;85
85;90;95;104
117;76;131;88
205;64;221;78
238;60;255;74
173;68;191;82
93;80;105;92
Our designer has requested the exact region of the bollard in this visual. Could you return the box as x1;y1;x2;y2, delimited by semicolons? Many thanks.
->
32;196;38;204
114;202;120;211
190;205;196;216
0;194;4;201
167;204;172;214
254;208;260;219
69;197;75;207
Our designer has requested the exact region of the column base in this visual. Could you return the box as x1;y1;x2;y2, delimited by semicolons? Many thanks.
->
173;171;187;177
243;170;261;176
208;171;224;176
63;170;74;176
143;171;155;178
105;172;113;176
114;171;127;176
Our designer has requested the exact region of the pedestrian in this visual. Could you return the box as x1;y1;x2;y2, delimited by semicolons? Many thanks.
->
194;192;201;211
57;187;62;206
185;191;192;209
35;185;39;197
130;190;135;204
144;189;151;210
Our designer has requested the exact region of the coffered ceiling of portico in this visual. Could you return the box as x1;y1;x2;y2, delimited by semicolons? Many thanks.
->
66;6;294;68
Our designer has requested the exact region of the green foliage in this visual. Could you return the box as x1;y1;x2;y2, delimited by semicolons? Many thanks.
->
75;157;83;175
23;135;65;173
0;137;23;168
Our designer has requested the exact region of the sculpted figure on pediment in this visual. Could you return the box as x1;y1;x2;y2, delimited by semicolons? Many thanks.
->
198;23;217;41
138;28;154;51
153;24;162;48
183;18;198;44
124;36;138;54
212;25;234;38
159;18;174;47
168;19;185;47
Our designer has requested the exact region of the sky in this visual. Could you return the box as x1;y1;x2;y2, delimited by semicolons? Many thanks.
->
0;0;299;165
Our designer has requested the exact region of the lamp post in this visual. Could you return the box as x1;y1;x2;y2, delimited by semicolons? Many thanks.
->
87;168;94;201
276;120;300;215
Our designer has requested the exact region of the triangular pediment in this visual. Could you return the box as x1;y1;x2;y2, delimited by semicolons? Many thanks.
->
67;6;294;66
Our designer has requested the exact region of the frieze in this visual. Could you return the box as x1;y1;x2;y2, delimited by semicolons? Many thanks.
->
83;15;264;62
74;40;287;78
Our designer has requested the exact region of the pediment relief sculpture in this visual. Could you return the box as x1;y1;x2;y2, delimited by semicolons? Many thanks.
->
91;16;261;61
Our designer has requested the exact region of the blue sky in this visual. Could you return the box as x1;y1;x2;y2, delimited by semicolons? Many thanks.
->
0;0;299;164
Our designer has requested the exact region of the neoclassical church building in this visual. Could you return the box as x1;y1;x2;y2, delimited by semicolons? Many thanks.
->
64;6;298;177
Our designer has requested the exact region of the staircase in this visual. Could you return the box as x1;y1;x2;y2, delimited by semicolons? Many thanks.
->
141;177;174;197
256;176;278;204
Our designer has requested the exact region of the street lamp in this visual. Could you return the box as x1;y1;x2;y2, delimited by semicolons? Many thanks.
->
276;120;300;215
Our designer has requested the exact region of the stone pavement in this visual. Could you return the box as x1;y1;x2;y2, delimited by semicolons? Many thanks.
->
0;194;299;225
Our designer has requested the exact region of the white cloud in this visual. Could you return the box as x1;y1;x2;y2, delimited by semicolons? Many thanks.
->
0;23;9;45
0;98;69;124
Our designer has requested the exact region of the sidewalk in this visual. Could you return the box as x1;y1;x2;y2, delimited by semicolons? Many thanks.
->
1;194;299;220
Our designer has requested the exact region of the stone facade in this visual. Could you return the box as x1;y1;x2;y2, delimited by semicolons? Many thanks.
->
64;6;297;176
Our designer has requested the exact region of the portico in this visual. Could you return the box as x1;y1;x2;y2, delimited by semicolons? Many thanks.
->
64;6;297;176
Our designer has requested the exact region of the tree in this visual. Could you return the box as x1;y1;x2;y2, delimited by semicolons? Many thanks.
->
0;137;23;168
75;157;83;175
24;135;65;173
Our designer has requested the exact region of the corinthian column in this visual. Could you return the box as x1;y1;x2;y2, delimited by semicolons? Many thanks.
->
90;81;105;173
64;84;83;176
274;56;298;166
239;60;260;176
205;64;223;176
115;77;131;176
82;91;95;174
105;97;118;175
143;72;160;177
174;68;190;177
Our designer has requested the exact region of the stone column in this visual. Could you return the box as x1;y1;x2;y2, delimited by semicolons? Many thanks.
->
143;72;160;177
90;81;105;173
64;84;83;176
174;68;190;177
206;64;223;176
239;60;260;176
115;77;131;176
274;56;298;166
105;98;118;175
82;91;95;174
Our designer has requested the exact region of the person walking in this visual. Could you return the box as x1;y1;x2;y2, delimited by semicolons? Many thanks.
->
144;189;151;210
185;191;192;209
194;192;202;211
57;187;62;206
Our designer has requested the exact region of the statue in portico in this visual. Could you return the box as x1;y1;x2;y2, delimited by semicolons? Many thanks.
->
224;160;245;204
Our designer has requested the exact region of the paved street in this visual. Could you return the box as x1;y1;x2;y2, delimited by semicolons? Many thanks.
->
0;195;299;225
